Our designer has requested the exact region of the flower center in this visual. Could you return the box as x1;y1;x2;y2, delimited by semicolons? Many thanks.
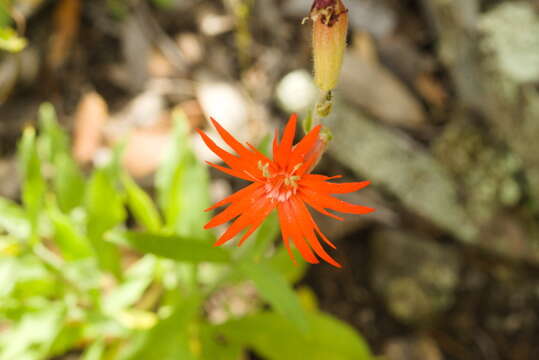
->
258;161;301;202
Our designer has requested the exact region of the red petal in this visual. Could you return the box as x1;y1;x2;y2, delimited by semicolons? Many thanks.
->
277;201;318;264
237;204;274;246
246;143;274;165
197;129;250;172
275;114;297;167
214;195;274;246
290;198;341;267
205;186;266;229
210;117;256;161
206;161;254;182
302;198;344;221
301;187;375;215
302;177;371;194
287;125;321;171
295;151;319;176
276;204;296;264
272;128;279;160
205;183;262;211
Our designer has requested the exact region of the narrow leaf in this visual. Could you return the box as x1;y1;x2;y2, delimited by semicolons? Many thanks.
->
155;110;211;240
85;168;125;277
123;174;162;232
18;126;46;244
119;295;201;360
238;261;308;332
48;202;93;261
217;311;373;360
118;232;230;263
0;197;30;239
53;153;86;213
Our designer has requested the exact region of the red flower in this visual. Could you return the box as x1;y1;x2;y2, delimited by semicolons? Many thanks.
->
197;114;374;267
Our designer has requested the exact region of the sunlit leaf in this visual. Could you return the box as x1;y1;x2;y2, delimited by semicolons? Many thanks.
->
0;27;26;52
119;295;201;360
49;322;84;358
18;127;46;244
117;232;230;263
0;3;12;28
0;303;65;360
53;153;86;213
0;257;17;297
48;201;93;261
238;261;308;332
0;197;30;239
102;256;155;314
216;311;373;360
200;323;243;360
268;245;308;284
155;109;211;240
85;167;125;277
81;339;105;360
36;103;86;212
10;255;58;300
38;103;69;163
123;174;162;232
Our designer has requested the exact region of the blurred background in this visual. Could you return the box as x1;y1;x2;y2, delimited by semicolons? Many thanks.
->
2;0;539;359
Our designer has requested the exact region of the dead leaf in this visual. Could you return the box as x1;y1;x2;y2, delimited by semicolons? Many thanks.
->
122;113;171;178
73;92;108;164
48;0;81;70
353;31;379;64
415;73;448;108
339;53;427;129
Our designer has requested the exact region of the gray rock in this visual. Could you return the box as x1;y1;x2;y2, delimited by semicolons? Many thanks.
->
433;113;522;226
383;336;443;360
339;54;427;130
327;102;477;242
371;230;460;324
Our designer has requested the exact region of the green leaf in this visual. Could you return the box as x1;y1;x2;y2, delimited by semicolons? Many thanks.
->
0;304;65;360
151;0;175;9
117;232;230;263
85;168;125;277
257;133;273;157
238;261;308;332
268;245;308;284
0;197;30;238
217;311;373;360
9;254;58;300
0;257;17;298
102;256;155;314
49;322;84;358
0;3;12;28
119;295;201;360
53;153;86;213
38;103;69;163
18;127;46;244
0;27;26;52
36;103;86;212
155;110;211;240
123;175;162;232
200;323;242;360
48;201;93;261
81;339;105;360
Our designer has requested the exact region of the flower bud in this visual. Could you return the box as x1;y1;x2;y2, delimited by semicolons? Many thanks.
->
310;0;348;92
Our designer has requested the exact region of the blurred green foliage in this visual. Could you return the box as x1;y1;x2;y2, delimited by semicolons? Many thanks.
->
0;103;373;360
0;1;26;52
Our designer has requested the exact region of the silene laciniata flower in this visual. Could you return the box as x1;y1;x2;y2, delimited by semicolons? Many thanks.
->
197;114;374;268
